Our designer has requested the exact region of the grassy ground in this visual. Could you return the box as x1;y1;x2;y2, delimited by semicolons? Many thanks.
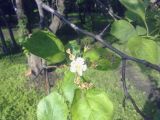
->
0;54;44;120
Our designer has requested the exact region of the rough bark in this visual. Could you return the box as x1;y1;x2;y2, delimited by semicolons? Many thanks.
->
15;0;24;19
35;0;45;29
49;0;65;33
16;0;43;79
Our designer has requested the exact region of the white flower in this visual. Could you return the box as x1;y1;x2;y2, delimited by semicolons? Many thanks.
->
70;57;87;76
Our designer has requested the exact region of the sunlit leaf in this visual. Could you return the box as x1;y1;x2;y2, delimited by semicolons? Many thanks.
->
83;48;101;62
71;89;113;120
120;0;146;22
127;36;159;64
110;20;138;43
136;25;147;35
61;70;77;106
23;30;65;64
37;92;68;120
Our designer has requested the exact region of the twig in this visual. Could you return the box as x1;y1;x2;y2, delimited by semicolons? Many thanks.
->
44;68;50;94
43;65;57;69
98;24;110;37
32;68;44;81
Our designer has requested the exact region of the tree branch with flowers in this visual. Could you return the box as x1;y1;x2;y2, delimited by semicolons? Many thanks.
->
23;0;160;120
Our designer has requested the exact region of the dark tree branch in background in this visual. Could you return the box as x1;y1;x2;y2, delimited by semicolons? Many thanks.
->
95;0;121;20
40;3;160;120
35;0;45;29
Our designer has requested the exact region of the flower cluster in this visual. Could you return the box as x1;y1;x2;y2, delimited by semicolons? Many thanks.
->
70;57;87;76
66;49;87;76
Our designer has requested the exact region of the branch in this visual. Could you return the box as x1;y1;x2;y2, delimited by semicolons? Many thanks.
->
41;1;160;78
35;0;45;29
40;3;160;119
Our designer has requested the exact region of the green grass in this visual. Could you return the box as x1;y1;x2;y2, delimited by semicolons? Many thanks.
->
0;54;44;120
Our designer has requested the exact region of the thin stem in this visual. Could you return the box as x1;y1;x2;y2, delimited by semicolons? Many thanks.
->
144;20;149;36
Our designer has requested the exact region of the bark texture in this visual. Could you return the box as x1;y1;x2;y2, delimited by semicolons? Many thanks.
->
49;0;65;33
16;0;43;78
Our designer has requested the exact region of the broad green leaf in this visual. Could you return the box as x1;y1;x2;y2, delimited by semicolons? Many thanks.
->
83;48;101;62
110;20;138;43
61;70;77;106
71;89;113;120
127;36;159;64
23;30;65;64
136;25;147;35
37;92;68;120
119;0;146;22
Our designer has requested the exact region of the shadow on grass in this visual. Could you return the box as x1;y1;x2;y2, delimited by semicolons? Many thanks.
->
142;72;160;120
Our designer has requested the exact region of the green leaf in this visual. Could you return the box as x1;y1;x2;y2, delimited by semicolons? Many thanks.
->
61;70;77;106
125;10;144;24
127;36;159;64
65;40;81;56
119;0;146;22
136;25;147;35
23;30;65;64
71;89;113;120
83;48;101;62
37;92;68;120
110;20;138;43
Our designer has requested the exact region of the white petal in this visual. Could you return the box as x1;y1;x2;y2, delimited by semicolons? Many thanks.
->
70;66;76;72
82;64;87;71
77;70;83;76
76;57;84;64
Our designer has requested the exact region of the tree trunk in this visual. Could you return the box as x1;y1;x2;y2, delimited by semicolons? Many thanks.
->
16;0;43;79
35;0;45;29
15;0;24;19
49;0;65;33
